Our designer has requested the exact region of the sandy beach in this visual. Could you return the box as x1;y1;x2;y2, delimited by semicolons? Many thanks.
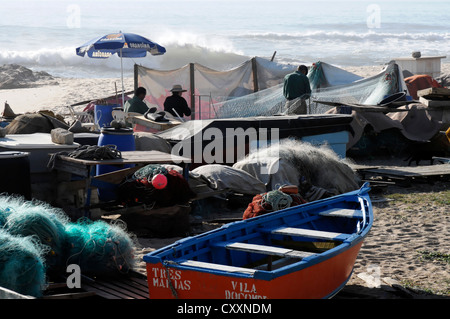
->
1;63;449;299
341;179;449;298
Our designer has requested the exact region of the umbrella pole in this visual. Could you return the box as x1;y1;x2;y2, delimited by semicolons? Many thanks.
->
120;48;125;107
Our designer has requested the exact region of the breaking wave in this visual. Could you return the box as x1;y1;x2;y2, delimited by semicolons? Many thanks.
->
0;43;251;79
235;30;450;43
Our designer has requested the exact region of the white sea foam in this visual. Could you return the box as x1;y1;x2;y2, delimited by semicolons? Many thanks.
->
1;0;449;78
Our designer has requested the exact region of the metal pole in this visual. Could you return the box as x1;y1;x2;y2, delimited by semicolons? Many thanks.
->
251;57;259;93
120;48;125;107
189;63;195;120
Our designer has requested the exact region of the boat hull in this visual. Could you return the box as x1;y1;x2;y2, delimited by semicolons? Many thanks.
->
146;241;363;299
144;183;373;299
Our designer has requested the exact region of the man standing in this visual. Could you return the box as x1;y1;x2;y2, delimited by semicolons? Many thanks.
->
164;84;191;118
124;87;149;114
283;65;311;114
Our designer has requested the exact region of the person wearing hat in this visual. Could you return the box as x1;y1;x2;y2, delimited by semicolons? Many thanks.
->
124;87;149;114
164;84;191;118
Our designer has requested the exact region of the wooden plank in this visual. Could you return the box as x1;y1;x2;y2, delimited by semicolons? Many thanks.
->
271;227;351;241
226;242;315;259
318;208;363;219
93;166;142;184
52;157;89;177
130;115;182;131
41;291;97;299
180;260;257;274
314;100;423;112
417;87;450;98
419;96;450;108
362;165;450;178
57;150;190;166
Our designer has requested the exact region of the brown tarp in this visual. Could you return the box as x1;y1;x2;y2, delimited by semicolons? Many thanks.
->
5;112;69;134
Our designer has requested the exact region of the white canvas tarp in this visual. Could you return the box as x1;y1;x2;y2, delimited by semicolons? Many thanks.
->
136;57;298;120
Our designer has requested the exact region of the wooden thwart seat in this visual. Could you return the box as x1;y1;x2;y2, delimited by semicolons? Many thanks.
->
318;208;363;219
272;227;351;241
180;260;257;274
226;242;315;259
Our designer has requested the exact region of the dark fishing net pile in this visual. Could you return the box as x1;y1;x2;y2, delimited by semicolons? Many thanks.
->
118;164;196;207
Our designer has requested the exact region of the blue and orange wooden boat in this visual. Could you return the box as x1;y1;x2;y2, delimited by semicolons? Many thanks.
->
143;183;373;299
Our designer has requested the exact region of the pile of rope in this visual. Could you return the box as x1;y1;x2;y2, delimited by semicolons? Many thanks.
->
242;185;307;220
65;144;122;160
47;144;122;170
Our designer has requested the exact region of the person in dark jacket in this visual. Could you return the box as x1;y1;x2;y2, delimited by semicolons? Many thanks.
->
283;65;311;114
164;84;191;118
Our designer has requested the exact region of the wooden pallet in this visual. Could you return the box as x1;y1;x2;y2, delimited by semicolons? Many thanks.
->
41;271;149;299
80;271;149;299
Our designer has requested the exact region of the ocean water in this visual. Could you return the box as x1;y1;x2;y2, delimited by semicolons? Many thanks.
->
0;0;449;78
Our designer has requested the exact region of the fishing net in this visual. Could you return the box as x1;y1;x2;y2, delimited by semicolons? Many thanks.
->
64;218;138;276
241;139;360;196
242;189;306;220
0;206;11;227
308;62;402;114
133;164;168;182
1;196;69;273
0;195;140;296
0;229;47;297
213;83;285;118
118;164;196;207
211;62;403;118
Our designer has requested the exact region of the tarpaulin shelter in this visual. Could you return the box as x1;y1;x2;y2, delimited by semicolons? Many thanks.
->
136;58;410;120
135;57;298;120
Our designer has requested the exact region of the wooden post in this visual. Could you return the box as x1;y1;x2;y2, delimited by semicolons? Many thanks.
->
251;57;259;93
190;63;195;120
270;51;277;62
134;64;139;92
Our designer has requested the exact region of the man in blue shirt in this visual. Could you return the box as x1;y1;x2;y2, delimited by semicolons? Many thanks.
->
283;65;311;114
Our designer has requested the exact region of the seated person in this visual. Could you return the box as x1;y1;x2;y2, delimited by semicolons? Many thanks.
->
164;84;191;118
124;87;149;114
